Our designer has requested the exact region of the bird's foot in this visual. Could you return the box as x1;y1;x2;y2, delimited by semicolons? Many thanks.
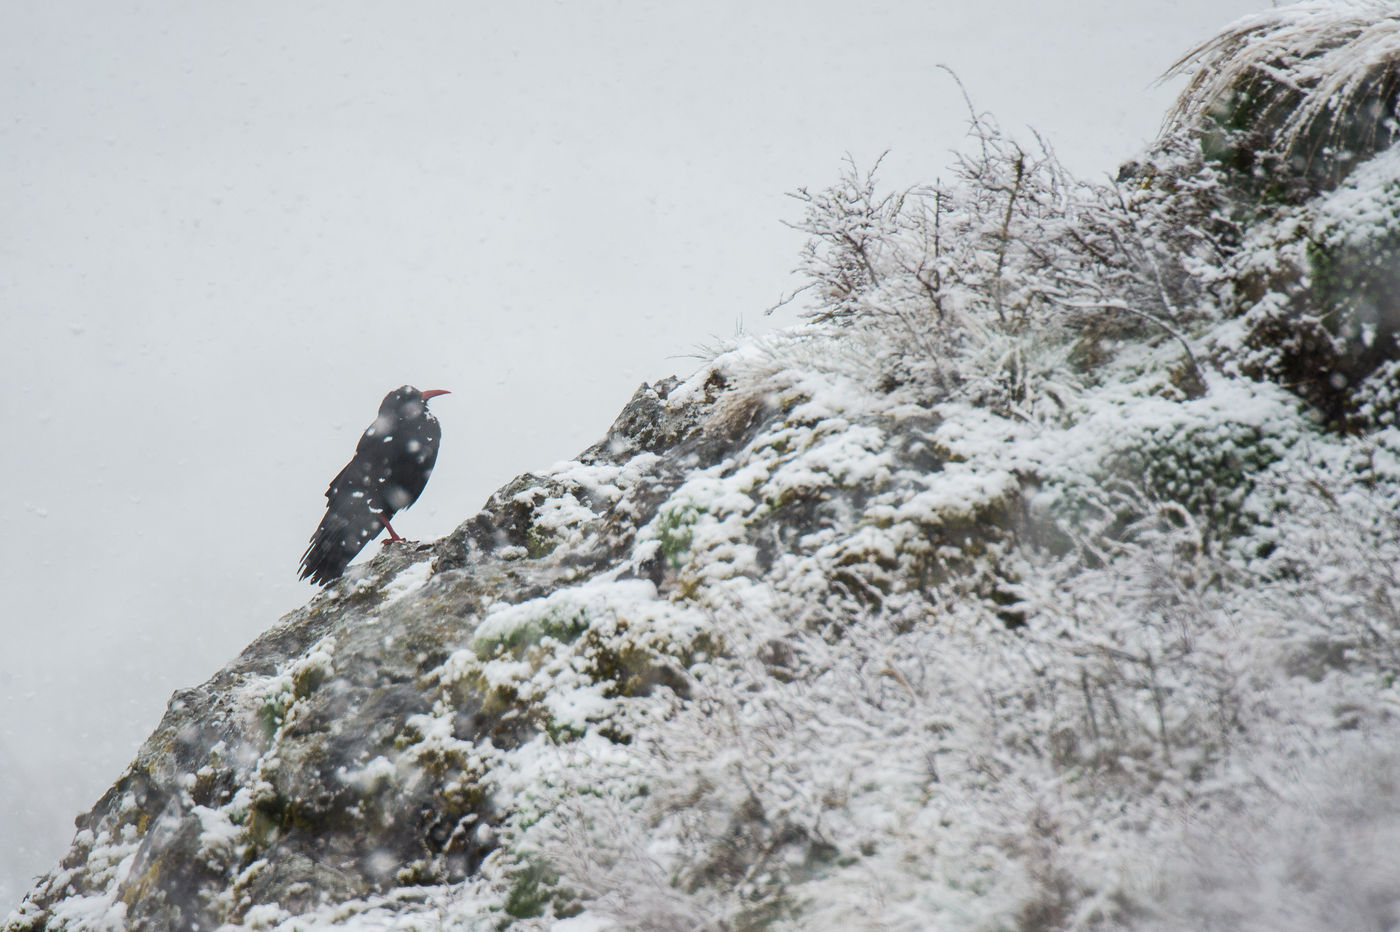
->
381;537;430;549
380;539;433;555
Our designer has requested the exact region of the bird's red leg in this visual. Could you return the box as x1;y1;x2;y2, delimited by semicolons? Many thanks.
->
379;514;404;542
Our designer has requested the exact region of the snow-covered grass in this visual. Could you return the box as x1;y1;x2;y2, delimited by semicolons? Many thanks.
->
520;364;1394;930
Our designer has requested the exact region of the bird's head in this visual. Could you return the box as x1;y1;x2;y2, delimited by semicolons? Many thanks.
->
381;385;451;420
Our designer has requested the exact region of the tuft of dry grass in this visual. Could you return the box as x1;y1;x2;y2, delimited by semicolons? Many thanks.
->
1164;1;1400;186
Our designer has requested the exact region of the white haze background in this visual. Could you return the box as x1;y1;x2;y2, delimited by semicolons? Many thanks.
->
0;0;1261;910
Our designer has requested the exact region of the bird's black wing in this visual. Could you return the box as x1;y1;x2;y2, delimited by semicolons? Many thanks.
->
379;416;441;513
298;460;386;586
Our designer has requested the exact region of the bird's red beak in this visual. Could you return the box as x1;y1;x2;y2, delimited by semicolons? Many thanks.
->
420;389;451;401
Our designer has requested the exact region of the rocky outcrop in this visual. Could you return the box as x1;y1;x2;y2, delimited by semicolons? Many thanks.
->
13;319;1396;931
3;375;707;929
6;360;1032;930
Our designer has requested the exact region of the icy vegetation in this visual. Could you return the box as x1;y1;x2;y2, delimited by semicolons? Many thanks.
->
11;3;1400;929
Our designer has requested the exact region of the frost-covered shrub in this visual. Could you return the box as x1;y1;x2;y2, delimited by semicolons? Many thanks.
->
1212;141;1400;420
780;112;1221;424
775;3;1400;432
1147;739;1400;932
1022;381;1304;556
1102;414;1289;539
654;501;702;570
1068;142;1234;330
784;154;927;330
1350;358;1400;429
1133;3;1400;422
1017;514;1249;787
781;3;1400;430
1308;146;1400;358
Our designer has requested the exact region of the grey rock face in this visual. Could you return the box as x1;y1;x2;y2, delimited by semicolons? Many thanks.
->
3;373;830;930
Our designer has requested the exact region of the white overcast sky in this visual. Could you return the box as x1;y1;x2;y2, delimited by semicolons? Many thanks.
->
0;0;1264;908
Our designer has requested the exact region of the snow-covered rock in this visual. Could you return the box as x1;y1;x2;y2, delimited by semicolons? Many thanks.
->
12;4;1400;928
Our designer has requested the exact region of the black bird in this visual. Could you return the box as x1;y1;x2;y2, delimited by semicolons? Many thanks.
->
299;385;450;586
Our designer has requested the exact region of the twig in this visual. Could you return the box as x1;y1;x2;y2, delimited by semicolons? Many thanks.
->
1055;298;1206;392
938;64;989;164
993;150;1026;326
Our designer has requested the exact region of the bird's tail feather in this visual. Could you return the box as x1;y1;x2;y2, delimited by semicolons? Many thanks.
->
298;503;385;586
